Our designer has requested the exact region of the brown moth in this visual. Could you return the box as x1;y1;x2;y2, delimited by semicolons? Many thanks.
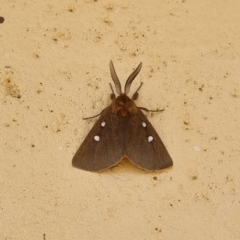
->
72;61;173;172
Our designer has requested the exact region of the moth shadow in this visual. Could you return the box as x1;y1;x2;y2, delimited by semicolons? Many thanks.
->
100;157;173;175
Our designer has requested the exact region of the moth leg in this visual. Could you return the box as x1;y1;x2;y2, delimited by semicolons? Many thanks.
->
137;107;164;113
109;83;116;100
83;108;107;120
132;82;143;100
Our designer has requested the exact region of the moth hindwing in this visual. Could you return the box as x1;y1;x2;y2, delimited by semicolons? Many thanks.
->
72;61;173;172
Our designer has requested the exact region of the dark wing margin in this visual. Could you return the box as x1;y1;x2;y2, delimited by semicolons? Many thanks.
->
72;107;125;172
124;109;173;171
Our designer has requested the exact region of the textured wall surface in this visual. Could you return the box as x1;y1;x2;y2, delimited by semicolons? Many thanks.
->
0;1;240;239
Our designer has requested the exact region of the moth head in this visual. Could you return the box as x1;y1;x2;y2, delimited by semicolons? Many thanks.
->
109;60;142;96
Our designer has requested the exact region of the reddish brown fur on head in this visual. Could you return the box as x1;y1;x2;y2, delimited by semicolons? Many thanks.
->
111;94;138;117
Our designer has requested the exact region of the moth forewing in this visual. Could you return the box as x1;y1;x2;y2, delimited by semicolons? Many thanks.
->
72;107;125;171
124;108;173;170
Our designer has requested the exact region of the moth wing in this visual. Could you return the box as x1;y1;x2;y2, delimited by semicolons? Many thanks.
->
72;107;125;172
125;109;173;171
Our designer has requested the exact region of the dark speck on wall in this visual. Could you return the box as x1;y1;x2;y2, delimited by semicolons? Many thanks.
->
0;17;5;23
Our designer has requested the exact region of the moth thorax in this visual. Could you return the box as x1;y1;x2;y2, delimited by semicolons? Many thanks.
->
111;94;137;118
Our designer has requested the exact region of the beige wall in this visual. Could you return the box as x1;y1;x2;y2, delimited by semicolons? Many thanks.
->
0;0;240;239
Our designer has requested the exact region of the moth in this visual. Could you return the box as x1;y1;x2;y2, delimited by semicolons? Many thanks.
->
72;61;173;172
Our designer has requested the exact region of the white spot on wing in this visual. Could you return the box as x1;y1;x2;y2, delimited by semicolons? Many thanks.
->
148;136;153;142
142;122;146;127
94;135;100;141
101;122;106;127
